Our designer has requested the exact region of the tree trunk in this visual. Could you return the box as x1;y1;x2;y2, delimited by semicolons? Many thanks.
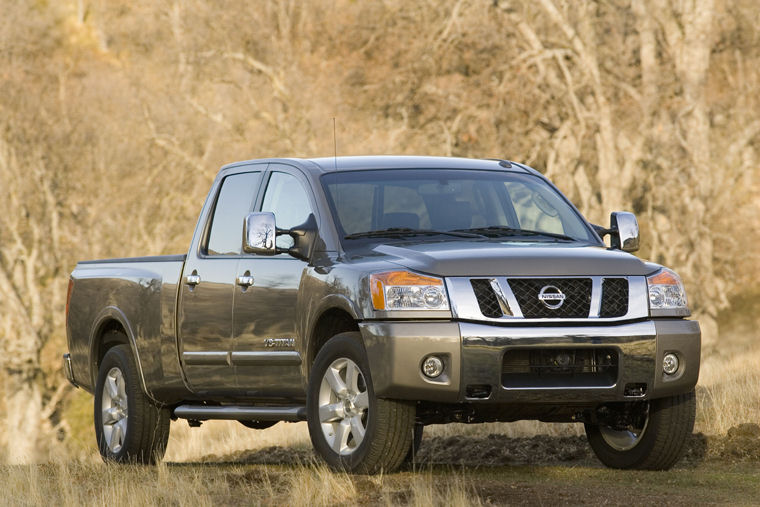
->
656;0;719;343
0;266;44;464
3;366;43;464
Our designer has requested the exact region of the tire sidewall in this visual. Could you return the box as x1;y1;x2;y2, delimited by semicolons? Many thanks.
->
585;417;658;468
94;344;141;462
585;393;692;469
307;332;377;471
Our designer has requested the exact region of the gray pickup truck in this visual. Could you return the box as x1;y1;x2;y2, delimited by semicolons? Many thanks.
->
64;156;699;472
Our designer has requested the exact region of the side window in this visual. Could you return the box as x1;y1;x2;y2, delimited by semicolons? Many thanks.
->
206;172;262;255
261;171;314;249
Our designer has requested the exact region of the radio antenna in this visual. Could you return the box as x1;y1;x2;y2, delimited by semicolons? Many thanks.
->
332;117;338;171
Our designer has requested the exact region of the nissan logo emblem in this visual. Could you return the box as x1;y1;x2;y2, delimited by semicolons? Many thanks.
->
538;285;566;309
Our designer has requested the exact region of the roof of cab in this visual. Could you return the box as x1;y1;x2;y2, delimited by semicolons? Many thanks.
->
219;155;531;175
306;155;528;173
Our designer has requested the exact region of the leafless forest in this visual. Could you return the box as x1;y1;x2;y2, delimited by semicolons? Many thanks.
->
0;0;758;466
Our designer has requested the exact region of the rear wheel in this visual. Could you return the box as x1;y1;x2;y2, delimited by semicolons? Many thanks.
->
307;332;415;473
94;343;170;464
585;390;696;470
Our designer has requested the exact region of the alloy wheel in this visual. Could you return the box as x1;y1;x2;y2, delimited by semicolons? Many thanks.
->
317;358;369;455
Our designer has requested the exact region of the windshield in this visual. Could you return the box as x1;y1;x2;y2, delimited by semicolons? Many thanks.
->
321;169;597;245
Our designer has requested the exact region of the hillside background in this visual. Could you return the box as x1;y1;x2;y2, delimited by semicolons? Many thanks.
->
0;0;758;464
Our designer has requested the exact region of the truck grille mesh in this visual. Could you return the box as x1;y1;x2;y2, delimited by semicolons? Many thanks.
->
470;279;502;318
469;277;631;319
508;278;592;318
600;278;629;317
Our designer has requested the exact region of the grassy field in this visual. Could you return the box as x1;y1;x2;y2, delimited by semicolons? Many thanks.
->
3;458;759;506
30;333;758;505
20;321;759;505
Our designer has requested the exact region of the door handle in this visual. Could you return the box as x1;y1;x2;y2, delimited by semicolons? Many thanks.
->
186;274;201;286
236;275;254;288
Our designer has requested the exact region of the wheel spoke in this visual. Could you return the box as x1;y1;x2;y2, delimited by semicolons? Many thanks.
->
102;406;120;425
319;402;344;423
117;418;128;441
324;366;348;397
116;373;127;403
353;391;369;410
349;415;366;447
106;375;119;399
345;361;359;394
331;420;351;453
110;420;124;451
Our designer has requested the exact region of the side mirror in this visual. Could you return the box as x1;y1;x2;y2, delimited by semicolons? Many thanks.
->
243;212;277;255
610;211;640;252
287;213;319;262
593;212;640;252
243;212;319;261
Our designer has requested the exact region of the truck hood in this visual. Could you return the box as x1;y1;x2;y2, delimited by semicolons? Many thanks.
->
372;241;653;277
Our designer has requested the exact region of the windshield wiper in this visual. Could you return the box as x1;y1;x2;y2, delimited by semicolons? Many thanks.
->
345;227;484;240
452;226;575;241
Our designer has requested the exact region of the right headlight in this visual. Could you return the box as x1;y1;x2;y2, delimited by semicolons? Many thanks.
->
369;270;450;311
646;268;689;314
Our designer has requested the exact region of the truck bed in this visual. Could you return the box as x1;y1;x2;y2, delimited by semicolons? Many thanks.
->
66;254;188;401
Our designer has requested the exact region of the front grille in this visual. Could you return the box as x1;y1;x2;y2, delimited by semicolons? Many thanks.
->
502;348;618;388
508;278;591;318
600;278;629;317
470;279;503;318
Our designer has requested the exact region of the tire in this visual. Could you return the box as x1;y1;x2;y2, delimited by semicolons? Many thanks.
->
585;390;696;470
307;332;415;474
94;343;170;464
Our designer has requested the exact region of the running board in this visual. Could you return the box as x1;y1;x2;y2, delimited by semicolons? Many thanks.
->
173;405;306;422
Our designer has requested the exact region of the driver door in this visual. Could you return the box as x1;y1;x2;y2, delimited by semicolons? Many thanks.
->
232;166;316;397
178;170;262;393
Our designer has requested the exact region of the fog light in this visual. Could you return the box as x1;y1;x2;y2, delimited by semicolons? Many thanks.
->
422;355;444;378
663;353;679;375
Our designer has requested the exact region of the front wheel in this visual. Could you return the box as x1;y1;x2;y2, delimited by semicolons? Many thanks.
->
585;390;696;470
94;343;170;464
307;332;415;474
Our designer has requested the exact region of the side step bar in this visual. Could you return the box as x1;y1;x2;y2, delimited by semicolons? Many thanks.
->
173;405;306;422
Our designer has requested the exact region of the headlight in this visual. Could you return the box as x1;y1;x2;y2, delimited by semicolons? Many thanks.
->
646;268;688;311
370;271;450;311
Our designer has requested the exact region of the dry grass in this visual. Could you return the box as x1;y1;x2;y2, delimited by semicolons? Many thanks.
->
7;321;760;505
164;421;311;463
0;460;489;507
3;457;759;506
695;328;760;435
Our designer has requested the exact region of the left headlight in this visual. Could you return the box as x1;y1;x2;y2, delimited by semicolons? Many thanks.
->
370;271;450;311
646;268;689;314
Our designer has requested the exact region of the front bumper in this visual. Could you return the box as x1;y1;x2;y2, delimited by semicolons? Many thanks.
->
361;319;700;404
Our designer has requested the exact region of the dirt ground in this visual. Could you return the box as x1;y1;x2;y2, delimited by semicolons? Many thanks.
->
4;428;758;506
189;425;760;505
204;423;760;467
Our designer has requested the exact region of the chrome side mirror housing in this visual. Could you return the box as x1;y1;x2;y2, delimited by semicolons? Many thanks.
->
243;212;277;255
610;211;639;252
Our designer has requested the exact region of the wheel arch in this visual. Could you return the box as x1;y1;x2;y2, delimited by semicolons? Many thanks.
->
307;304;360;369
88;306;157;403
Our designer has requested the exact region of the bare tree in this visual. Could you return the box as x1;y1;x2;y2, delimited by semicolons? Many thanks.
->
0;0;758;461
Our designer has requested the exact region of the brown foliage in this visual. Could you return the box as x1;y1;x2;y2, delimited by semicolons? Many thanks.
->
0;0;758;462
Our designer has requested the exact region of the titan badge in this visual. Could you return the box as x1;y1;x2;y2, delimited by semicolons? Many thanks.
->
264;337;295;348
